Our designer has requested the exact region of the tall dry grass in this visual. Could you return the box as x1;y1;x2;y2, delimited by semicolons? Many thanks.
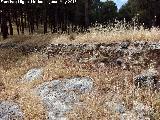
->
0;21;160;45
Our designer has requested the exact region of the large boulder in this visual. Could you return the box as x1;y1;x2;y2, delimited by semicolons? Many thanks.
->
36;77;93;120
0;101;23;120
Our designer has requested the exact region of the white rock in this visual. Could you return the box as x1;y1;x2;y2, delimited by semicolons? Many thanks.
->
22;68;43;82
36;77;93;120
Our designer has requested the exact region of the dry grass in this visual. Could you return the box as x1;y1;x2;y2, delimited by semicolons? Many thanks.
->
0;52;159;119
1;22;160;45
63;25;160;44
0;22;160;119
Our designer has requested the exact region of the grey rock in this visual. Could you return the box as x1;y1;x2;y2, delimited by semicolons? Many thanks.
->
133;101;152;113
116;58;123;66
120;41;130;49
134;68;159;88
105;101;126;114
156;80;160;91
0;42;17;49
22;68;43;82
120;111;137;120
120;111;151;120
104;92;153;120
83;44;97;51
0;101;23;120
18;44;38;54
121;101;153;120
36;77;93;120
105;100;153;120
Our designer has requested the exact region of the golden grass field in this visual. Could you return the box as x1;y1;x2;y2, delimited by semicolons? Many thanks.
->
0;24;160;120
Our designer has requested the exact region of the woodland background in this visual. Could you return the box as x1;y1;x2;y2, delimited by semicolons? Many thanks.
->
0;0;160;38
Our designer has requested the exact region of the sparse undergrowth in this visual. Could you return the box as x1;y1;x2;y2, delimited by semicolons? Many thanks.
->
0;23;160;44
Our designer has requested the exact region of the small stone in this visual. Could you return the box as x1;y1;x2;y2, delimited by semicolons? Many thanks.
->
120;41;130;49
116;58;123;66
22;68;43;82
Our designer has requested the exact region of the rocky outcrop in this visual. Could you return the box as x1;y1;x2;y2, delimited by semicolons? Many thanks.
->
44;41;160;69
1;41;160;69
36;77;93;120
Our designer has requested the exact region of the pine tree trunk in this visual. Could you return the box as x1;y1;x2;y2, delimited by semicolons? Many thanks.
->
44;1;47;34
85;0;89;28
21;7;24;34
54;4;58;33
1;11;8;39
8;14;13;35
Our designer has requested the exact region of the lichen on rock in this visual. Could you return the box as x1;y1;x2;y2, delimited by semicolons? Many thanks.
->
36;77;93;120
